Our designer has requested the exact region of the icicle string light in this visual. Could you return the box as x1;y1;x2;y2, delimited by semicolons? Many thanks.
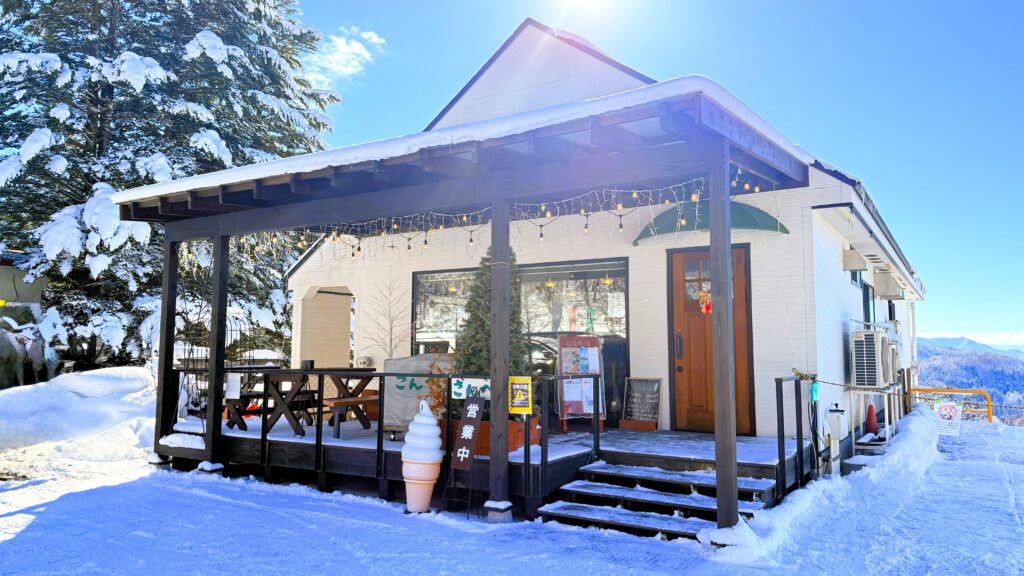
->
293;177;721;260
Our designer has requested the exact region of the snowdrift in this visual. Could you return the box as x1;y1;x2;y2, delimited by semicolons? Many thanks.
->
706;404;940;563
0;367;155;451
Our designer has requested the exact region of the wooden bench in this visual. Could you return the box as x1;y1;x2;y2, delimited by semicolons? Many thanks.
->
324;395;379;437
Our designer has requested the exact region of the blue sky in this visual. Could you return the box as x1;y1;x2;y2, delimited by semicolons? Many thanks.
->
299;0;1023;345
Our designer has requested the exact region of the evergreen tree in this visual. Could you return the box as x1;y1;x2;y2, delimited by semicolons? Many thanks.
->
454;247;528;376
0;0;339;367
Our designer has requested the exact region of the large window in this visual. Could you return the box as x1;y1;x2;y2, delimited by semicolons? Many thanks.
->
412;259;628;354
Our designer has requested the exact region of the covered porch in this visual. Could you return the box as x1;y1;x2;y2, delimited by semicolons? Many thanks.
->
114;77;812;527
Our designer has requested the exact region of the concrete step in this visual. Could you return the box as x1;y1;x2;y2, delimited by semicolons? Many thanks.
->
561;480;764;517
539;501;715;540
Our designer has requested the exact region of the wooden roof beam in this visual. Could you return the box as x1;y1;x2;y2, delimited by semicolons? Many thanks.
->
187;191;244;213
473;142;537;172
130;202;183;222
253;179;304;203
589;116;645;153
330;166;377;195
695;94;807;185
159;197;216;218
528;134;590;164
420;149;483;178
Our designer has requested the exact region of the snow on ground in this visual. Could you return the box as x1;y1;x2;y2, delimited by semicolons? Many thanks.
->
2;369;1023;575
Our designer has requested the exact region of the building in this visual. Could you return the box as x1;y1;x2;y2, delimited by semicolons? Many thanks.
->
286;18;923;438
113;18;923;532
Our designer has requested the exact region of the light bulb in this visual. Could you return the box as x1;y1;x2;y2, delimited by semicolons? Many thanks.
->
691;192;699;202
618;217;624;233
754;185;761;193
539;228;544;241
631;190;639;199
743;182;751;191
679;217;687;226
616;202;624;210
579;207;586;215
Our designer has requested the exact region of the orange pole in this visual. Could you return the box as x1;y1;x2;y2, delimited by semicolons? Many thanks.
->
910;388;993;423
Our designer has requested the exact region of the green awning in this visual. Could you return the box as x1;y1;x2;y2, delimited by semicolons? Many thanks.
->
632;200;789;246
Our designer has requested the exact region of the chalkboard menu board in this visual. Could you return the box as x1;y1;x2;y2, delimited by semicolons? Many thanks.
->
623;378;661;423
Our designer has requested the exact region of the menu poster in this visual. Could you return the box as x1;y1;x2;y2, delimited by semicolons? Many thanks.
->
557;335;605;420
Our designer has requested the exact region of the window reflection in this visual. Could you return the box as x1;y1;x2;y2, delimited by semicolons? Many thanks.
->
412;259;628;354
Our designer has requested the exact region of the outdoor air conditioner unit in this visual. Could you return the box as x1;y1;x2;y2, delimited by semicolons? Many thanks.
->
851;330;891;388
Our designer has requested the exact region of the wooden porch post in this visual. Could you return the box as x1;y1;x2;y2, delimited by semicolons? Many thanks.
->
487;197;511;519
154;238;179;451
204;234;230;462
709;138;739;528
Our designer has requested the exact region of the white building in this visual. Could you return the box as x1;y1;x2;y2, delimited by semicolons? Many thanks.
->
286;18;924;439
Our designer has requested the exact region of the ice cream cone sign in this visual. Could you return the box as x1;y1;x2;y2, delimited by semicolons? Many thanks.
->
401;400;443;513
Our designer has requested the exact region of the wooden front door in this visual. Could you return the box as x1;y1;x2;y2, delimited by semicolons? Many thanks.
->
670;247;753;434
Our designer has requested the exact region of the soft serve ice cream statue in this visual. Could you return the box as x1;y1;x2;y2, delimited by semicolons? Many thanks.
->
401;400;443;512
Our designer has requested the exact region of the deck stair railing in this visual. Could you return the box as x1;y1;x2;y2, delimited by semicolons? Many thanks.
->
774;373;816;503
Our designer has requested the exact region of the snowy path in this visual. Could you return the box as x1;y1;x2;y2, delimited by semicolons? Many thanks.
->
2;369;1023;575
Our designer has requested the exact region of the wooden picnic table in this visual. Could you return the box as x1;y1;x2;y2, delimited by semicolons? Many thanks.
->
265;372;316;436
322;373;378;438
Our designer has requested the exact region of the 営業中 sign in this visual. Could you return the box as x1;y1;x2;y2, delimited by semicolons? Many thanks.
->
451;397;485;471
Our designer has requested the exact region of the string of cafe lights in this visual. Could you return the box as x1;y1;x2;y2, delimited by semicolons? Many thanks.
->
288;172;783;259
511;177;706;240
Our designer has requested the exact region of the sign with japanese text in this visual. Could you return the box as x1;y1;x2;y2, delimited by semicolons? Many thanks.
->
932;398;963;437
623;378;660;423
450;377;491;400
509;376;532;415
451;397;485;471
383;354;453;432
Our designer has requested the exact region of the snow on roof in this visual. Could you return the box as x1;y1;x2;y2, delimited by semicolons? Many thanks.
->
112;75;815;205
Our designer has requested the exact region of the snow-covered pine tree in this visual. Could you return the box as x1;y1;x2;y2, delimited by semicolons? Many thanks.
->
0;0;339;367
454;248;529;376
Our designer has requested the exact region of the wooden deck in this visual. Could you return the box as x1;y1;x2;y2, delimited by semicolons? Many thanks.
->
163;419;812;505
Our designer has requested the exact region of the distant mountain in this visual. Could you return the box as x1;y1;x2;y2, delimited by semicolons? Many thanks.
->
918;337;1024;361
917;337;1024;425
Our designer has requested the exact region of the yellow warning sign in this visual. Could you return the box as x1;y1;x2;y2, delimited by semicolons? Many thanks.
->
509;376;533;415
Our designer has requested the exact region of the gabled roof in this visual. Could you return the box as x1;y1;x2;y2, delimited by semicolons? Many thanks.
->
111;75;814;207
423;17;656;131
